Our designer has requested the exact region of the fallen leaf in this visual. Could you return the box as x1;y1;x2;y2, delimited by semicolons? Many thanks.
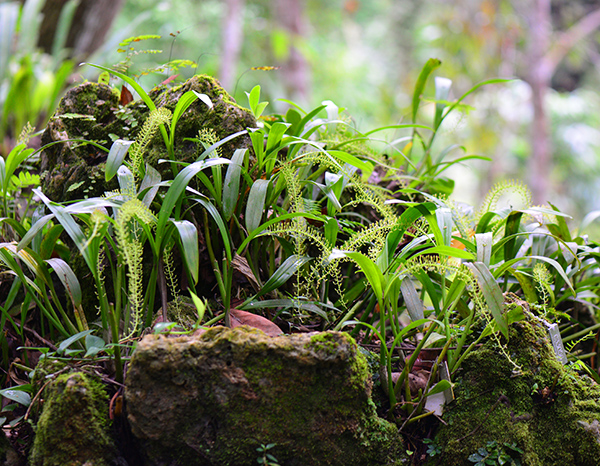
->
120;85;133;105
230;309;283;337
232;254;260;291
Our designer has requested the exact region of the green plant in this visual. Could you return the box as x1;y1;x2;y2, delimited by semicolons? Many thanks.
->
467;440;523;466
256;443;280;466
423;438;442;457
0;0;77;153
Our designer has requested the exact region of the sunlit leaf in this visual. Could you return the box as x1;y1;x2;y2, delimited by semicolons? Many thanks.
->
466;262;508;339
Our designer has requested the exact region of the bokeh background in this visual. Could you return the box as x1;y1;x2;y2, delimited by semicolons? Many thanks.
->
2;0;600;229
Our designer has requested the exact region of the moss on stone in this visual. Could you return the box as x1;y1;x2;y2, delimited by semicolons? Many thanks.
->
29;371;116;466
428;317;600;466
40;75;256;204
126;326;407;465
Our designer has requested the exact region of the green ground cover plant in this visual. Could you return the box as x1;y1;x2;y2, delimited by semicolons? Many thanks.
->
1;44;600;464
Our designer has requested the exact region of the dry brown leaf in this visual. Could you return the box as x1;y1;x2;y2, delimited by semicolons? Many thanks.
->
230;309;283;337
120;85;133;105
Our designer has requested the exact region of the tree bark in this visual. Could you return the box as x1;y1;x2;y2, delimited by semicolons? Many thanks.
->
36;0;124;59
219;0;245;91
525;1;600;204
527;0;553;205
275;0;310;104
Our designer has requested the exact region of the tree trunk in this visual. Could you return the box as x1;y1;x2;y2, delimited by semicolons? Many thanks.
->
275;0;309;104
527;0;553;205
219;0;245;91
36;0;124;59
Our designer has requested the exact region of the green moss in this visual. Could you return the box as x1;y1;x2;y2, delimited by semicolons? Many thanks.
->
29;372;116;466
428;318;600;466
126;327;407;465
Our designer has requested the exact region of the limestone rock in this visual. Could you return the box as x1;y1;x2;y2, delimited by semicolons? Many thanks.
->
428;318;600;466
40;75;256;203
125;326;404;466
29;371;116;466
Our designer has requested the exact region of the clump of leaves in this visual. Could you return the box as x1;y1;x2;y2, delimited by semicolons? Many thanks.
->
468;441;523;466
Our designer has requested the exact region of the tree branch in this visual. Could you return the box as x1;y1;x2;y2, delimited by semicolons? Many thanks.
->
545;7;600;75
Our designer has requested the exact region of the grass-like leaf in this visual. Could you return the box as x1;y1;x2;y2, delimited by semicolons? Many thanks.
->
245;179;270;233
222;148;246;220
466;261;508;339
171;220;199;284
105;139;133;182
256;254;312;298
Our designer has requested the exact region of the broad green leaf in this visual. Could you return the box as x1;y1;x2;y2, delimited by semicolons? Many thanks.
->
140;163;161;207
237;211;323;253
46;258;81;307
413;245;475;260
245;179;270;232
256;254;312;298
247;85;260;113
57;329;94;355
330;250;384;305
327;150;372;176
169;91;201;151
503;212;523;260
266;122;290;154
411;58;442;123
466;262;508;339
85;63;155;110
223;148;246;220
249;129;265;167
4;144;34;194
324;217;339;247
426;379;452;397
192;197;232;262
84;334;106;358
400;278;425;322
156;158;231;243
0;388;31;406
511;270;538;304
475;232;493;266
435;207;453;246
117;165;135;195
548;202;572;241
493;255;575;295
171;220;199;284
105;139;133;181
189;290;206;323
240;298;330;319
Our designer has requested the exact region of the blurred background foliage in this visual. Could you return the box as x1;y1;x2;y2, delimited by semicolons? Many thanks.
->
2;0;600;230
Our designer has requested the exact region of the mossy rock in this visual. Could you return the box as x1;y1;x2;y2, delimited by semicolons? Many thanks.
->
428;317;600;465
125;326;406;466
40;75;256;203
29;371;116;466
0;428;19;466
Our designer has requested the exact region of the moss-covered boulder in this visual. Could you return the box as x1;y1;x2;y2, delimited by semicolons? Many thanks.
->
428;318;600;465
29;371;116;466
125;326;405;466
40;75;256;203
0;429;19;466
